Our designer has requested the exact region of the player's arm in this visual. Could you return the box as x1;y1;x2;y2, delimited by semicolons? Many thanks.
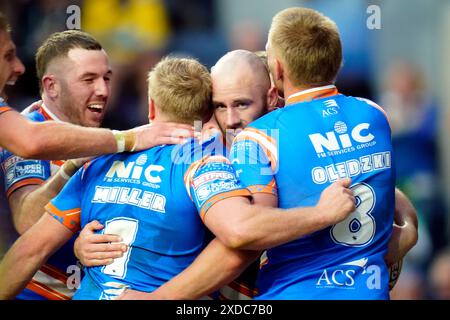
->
0;110;193;159
0;213;73;300
149;194;276;300
0;110;115;158
385;188;419;266
204;179;355;250
188;145;354;250
81;201;274;298
74;180;279;267
7;160;84;234
119;239;261;300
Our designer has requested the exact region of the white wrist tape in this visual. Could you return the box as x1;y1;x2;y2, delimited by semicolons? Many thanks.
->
112;130;126;153
59;166;71;181
59;160;80;181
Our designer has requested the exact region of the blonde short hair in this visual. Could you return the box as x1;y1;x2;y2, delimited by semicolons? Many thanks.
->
268;7;342;87
148;56;212;124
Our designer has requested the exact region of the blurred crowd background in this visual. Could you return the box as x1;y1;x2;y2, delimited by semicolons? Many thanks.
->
1;0;450;300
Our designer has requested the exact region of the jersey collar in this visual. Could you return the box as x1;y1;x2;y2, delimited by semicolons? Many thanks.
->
40;103;64;122
285;85;339;106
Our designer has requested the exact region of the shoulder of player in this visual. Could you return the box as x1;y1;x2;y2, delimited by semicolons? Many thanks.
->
352;96;389;120
235;112;280;146
249;108;283;130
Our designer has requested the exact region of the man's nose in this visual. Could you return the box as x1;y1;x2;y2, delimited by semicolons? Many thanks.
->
13;56;25;76
95;78;109;98
226;108;241;128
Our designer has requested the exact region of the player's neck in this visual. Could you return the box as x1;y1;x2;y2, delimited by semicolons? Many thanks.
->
284;83;334;100
151;113;172;124
283;83;314;100
41;96;71;123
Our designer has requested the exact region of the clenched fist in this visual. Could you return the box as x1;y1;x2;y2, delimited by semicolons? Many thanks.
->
316;178;356;226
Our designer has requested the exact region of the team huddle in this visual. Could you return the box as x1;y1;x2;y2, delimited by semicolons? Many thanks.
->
0;7;418;300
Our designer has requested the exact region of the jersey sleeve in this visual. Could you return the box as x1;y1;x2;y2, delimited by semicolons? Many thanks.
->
0;98;12;115
45;167;85;233
0;106;11;115
1;151;51;197
229;127;278;196
185;155;251;221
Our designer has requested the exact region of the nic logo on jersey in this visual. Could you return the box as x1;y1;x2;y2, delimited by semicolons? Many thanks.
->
308;121;376;158
104;154;165;188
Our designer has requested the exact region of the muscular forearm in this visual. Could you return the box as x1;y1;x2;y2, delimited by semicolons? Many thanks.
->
0;214;74;299
29;121;118;160
1;111;118;159
393;188;418;250
206;181;354;251
153;239;260;300
12;174;67;234
0;231;50;299
2;110;194;160
385;188;419;265
221;204;329;250
394;188;418;229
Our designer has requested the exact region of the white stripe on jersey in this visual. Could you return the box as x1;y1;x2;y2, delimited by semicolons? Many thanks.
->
32;269;75;298
234;130;278;167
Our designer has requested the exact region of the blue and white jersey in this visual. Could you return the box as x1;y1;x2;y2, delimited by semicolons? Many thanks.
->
46;134;250;300
0;103;77;300
230;85;395;299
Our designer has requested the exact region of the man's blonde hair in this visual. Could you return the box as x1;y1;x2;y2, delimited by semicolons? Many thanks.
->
268;7;342;87
148;57;212;124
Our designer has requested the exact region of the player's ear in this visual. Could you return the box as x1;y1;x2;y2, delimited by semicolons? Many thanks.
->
266;86;279;111
274;59;284;82
42;74;58;99
148;98;156;121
